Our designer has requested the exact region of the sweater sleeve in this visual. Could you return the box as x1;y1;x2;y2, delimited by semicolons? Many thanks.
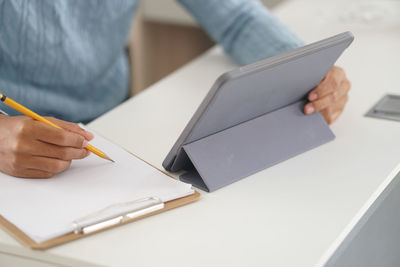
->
178;0;304;65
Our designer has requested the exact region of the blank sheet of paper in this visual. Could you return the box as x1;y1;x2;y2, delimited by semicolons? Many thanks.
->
0;131;193;243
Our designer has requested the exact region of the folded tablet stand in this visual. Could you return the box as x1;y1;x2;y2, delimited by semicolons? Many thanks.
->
172;101;335;192
165;32;354;192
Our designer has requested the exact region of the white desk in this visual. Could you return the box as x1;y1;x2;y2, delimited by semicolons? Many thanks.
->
1;0;400;266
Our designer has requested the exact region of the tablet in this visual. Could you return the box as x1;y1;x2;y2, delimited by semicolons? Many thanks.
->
163;31;354;172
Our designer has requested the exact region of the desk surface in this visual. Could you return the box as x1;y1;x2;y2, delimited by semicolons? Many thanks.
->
1;0;399;266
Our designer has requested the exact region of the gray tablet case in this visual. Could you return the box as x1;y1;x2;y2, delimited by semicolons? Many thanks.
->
163;32;354;192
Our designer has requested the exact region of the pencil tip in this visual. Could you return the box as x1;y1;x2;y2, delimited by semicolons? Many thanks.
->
104;155;115;162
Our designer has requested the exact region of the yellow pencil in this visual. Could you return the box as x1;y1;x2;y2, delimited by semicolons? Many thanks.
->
0;93;114;162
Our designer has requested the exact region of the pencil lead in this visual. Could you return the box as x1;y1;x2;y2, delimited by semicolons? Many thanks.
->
104;154;115;163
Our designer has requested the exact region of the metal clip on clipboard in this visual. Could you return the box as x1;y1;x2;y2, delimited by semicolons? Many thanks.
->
72;197;164;235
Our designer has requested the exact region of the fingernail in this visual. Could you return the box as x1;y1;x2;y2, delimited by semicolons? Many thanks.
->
305;105;315;114
309;93;318;101
82;139;89;148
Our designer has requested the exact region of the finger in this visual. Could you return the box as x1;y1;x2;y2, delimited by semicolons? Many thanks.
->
320;95;348;124
305;79;350;114
20;155;72;174
330;110;342;124
46;117;94;141
325;91;349;113
332;93;349;110
26;140;90;160
11;168;54;179
321;108;343;125
308;66;346;101
30;121;87;148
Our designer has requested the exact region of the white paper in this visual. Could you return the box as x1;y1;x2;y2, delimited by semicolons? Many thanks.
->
0;131;193;243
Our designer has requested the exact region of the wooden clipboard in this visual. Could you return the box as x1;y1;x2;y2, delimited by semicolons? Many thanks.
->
0;191;200;250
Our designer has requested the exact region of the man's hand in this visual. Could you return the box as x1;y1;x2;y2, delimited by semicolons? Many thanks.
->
304;66;351;124
0;116;94;178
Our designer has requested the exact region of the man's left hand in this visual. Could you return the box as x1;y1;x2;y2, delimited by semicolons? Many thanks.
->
304;66;351;124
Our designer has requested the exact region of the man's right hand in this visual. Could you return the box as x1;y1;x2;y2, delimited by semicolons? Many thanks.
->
0;115;93;178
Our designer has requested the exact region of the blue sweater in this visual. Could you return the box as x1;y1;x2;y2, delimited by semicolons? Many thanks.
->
0;0;303;122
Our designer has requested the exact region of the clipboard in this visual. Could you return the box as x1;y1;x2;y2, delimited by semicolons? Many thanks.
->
0;191;200;250
0;126;201;250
